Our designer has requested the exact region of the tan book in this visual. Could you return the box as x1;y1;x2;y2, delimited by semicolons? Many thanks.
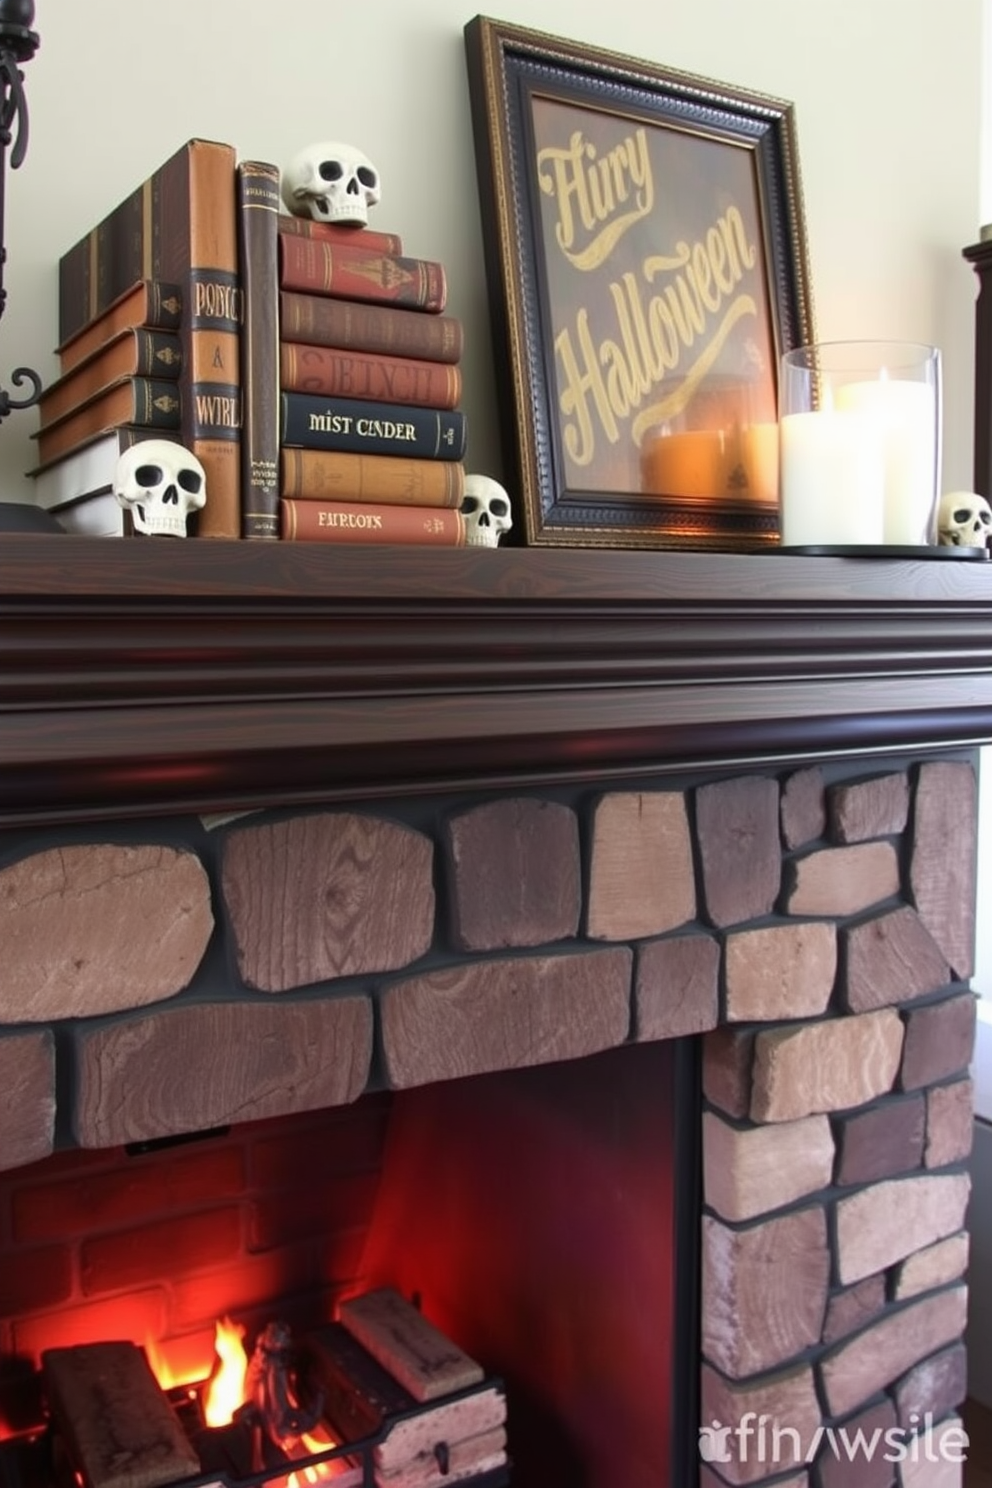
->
57;280;182;374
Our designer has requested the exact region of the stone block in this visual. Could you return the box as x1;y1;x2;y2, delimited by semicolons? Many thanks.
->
894;1232;969;1300
751;1009;904;1123
925;1079;974;1168
380;948;631;1088
842;907;950;1014
836;1094;926;1186
817;1397;897;1488
586;790;695;940
703;1028;754;1120
909;760;978;979
0;842;213;1021
221;811;435;991
835;1173;971;1285
829;771;910;844
893;1342;968;1427
634;932;720;1040
899;1416;967;1488
0;1029;55;1172
73;997;373;1146
784;842;900;917
819;1285;968;1417
724;922;835;1023
780;766;826;850
445;797;580;950
702;1111;834;1222
700;1362;821;1485
901;996;976;1092
822;1274;887;1345
696;776;781;928
702;1207;828;1377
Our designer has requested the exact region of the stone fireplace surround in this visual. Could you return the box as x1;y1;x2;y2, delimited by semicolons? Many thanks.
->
3;536;992;1488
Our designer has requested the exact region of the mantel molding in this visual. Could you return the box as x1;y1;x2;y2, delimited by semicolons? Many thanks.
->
3;535;992;826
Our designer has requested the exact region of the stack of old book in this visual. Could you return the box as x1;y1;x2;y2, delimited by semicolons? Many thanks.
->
32;137;244;539
237;157;468;547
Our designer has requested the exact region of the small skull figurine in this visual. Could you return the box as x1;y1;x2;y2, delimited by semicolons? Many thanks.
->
461;474;513;548
282;142;381;225
937;490;992;548
113;439;206;538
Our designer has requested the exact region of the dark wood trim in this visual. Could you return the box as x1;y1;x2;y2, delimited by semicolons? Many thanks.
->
3;535;992;825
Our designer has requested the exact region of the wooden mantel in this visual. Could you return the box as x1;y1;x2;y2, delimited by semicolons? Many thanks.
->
4;535;992;827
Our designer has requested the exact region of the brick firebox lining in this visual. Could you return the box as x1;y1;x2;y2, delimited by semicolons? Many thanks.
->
0;754;979;1488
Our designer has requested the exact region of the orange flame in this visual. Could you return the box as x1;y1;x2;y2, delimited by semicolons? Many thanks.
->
202;1316;248;1427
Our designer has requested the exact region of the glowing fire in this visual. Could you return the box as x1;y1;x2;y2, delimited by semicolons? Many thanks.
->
203;1317;248;1428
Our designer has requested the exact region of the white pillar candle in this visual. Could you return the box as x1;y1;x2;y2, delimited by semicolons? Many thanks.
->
835;378;937;544
779;408;885;545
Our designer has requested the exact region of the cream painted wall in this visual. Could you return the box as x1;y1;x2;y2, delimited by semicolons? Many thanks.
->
0;0;983;501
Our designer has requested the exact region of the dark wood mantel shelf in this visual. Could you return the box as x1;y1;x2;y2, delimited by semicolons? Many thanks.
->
4;534;992;827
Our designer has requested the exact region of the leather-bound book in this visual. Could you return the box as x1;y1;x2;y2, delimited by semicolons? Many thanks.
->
57;280;182;375
280;342;462;410
281;448;465;508
281;497;466;545
280;392;467;461
40;329;181;428
58;139;241;538
278;233;447;313
237;159;281;539
33;379;181;467
280;291;463;364
278;214;403;254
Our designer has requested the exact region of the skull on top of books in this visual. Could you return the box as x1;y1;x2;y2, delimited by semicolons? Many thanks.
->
461;474;513;548
282;141;381;226
113;439;206;538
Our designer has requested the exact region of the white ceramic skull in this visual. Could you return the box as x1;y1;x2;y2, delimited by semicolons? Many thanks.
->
937;490;992;548
113;440;206;538
282;141;381;225
461;474;513;548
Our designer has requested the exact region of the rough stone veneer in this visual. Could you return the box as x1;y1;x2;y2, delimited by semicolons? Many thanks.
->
0;756;978;1486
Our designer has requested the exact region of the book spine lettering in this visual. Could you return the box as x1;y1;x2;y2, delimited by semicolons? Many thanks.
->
280;393;467;461
278;216;403;255
280;448;464;508
237;161;282;539
280;343;461;410
280;497;465;545
278;235;447;312
58;282;183;373
280;292;462;363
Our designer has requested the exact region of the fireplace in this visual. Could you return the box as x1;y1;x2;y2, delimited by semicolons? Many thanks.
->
0;536;990;1488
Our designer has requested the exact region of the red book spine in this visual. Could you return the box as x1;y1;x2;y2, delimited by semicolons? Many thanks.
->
278;215;403;255
280;343;461;410
278;234;447;313
280;497;466;545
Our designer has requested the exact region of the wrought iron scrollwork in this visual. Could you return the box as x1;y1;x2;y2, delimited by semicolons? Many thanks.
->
0;0;40;424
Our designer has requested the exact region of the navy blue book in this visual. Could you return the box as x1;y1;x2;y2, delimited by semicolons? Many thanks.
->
280;391;467;461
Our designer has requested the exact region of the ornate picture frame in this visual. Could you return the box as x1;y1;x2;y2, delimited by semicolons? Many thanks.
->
464;16;815;549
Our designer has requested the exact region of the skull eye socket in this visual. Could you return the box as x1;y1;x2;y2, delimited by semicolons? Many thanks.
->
357;166;378;188
462;496;480;514
490;499;509;517
319;160;344;182
134;464;164;487
178;471;203;495
953;507;981;524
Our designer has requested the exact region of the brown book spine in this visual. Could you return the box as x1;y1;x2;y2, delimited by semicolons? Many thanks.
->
40;330;182;428
280;497;466;545
280;291;463;364
57;281;183;374
278;215;403;255
238;160;281;539
280;343;461;411
278;234;447;313
280;448;464;508
34;379;181;466
58;139;242;539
